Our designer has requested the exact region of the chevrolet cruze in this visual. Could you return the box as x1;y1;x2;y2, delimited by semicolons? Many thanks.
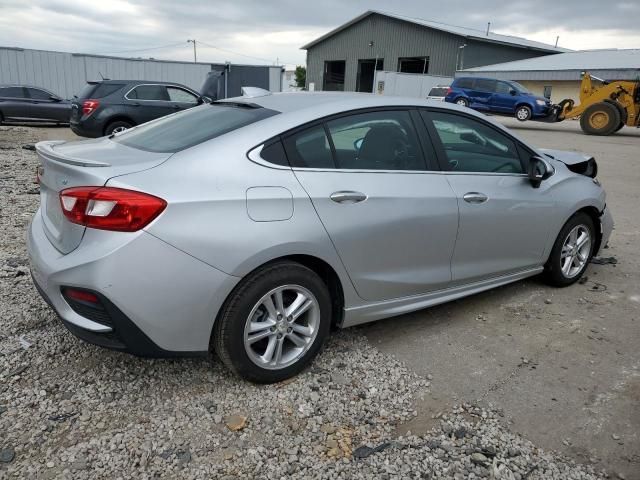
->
28;89;613;383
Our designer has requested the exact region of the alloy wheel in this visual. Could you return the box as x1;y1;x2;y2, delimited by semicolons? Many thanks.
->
560;225;591;278
243;285;320;370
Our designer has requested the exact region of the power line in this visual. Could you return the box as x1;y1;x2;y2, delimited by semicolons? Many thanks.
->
196;40;298;66
93;42;186;55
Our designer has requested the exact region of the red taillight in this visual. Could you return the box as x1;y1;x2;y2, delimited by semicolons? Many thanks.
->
63;288;100;304
446;87;453;96
82;99;100;116
59;187;167;232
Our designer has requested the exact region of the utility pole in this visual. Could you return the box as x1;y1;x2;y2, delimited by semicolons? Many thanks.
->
187;39;197;63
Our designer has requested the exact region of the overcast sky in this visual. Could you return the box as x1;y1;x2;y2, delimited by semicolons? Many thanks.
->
1;0;638;68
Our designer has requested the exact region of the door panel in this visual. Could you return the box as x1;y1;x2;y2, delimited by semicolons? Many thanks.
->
0;87;29;120
468;79;496;111
491;82;518;113
423;108;554;283
445;174;554;282
285;109;458;301
295;170;459;300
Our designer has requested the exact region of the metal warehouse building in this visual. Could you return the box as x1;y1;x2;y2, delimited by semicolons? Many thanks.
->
458;49;640;104
0;46;283;100
302;10;567;93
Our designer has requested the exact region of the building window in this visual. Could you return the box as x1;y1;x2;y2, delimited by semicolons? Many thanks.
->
543;85;552;99
398;57;429;74
323;60;346;91
356;58;384;93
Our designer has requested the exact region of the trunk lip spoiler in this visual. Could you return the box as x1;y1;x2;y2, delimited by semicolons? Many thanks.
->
35;141;111;168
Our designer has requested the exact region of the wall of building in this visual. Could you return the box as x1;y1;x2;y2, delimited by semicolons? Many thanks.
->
0;47;282;99
516;80;581;104
305;13;555;92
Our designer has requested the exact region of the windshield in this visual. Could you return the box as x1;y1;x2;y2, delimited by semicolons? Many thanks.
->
509;81;530;94
113;104;279;153
428;87;449;96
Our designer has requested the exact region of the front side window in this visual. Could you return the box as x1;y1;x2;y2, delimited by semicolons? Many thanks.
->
427;111;523;174
0;87;26;98
27;88;52;100
127;85;169;101
167;87;199;103
495;82;511;94
326;110;426;171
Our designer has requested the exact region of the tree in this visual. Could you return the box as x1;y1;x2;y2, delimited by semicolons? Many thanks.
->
294;66;306;88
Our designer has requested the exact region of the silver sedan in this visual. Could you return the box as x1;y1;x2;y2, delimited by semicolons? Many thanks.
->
27;90;613;383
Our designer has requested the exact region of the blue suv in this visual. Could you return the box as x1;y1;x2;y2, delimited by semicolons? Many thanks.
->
445;77;551;121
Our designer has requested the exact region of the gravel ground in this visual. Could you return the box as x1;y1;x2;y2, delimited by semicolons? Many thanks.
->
0;126;608;479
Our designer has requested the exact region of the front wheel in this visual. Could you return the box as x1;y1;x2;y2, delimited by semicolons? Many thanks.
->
544;213;595;287
515;105;532;121
212;261;332;383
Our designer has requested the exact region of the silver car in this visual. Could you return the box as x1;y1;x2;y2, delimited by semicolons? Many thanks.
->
28;90;613;383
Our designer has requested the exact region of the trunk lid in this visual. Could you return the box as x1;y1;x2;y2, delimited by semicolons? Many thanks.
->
36;138;172;254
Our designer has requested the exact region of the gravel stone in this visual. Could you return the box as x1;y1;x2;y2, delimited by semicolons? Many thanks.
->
0;126;608;479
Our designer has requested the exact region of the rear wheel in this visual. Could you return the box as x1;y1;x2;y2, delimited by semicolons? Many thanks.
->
213;261;331;383
580;102;620;135
455;98;469;107
515;105;532;121
104;120;132;136
544;212;595;287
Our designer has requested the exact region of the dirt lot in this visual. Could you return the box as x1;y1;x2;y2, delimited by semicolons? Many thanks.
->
0;120;638;479
367;118;640;478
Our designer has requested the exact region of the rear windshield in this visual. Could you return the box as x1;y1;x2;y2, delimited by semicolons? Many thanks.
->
75;84;97;99
113;104;279;153
428;87;448;96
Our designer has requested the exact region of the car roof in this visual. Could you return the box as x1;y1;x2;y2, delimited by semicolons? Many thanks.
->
0;84;52;90
88;80;191;86
221;91;470;115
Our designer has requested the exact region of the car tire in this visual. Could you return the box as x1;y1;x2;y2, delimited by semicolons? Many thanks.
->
515;105;532;121
580;102;621;135
455;98;469;107
212;260;332;383
544;212;595;287
104;120;132;136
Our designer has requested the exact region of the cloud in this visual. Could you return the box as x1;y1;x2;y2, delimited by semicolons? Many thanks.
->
0;0;638;68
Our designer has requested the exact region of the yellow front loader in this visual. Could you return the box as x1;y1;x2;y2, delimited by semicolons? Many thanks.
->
555;72;640;135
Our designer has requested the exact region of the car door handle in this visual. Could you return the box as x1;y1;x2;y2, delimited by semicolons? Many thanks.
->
330;191;367;204
463;192;489;204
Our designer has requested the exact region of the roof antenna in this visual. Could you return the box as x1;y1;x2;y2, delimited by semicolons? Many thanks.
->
98;71;105;80
486;22;491;36
555;35;559;48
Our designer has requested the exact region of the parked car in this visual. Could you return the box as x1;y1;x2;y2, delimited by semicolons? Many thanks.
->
28;91;612;383
70;80;205;137
0;85;71;124
445;77;552;121
426;85;450;101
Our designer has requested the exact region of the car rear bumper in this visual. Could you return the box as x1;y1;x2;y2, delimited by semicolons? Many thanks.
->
27;209;239;355
70;119;102;138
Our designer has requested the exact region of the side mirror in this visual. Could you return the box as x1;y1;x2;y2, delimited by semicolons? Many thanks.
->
509;89;517;96
50;95;61;102
528;155;553;188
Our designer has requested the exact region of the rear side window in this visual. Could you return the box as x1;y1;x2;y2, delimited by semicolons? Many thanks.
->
455;78;474;89
127;85;169;101
0;87;26;98
113;104;279;153
283;125;334;169
475;79;496;92
259;140;289;166
91;83;125;98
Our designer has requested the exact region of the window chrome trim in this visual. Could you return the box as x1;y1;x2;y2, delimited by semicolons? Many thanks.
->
247;144;291;170
124;83;199;103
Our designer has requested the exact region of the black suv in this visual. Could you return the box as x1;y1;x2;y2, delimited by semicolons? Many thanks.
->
70;80;204;137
